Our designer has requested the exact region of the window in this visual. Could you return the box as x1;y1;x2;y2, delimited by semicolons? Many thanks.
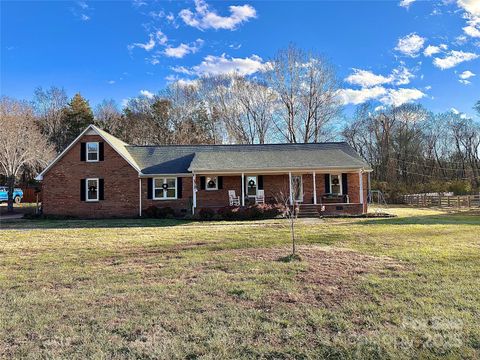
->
206;176;218;191
154;177;177;200
330;174;342;195
291;175;303;202
246;176;257;196
86;142;99;162
86;178;99;201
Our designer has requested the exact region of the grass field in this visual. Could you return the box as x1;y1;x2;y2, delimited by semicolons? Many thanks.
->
1;207;479;359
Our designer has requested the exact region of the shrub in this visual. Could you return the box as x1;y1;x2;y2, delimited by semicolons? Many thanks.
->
144;206;175;219
216;204;282;221
198;207;215;220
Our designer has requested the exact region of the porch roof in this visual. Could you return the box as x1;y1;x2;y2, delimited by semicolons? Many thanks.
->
126;142;371;175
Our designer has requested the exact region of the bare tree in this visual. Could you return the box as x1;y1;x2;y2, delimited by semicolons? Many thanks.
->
273;178;303;260
33;86;68;152
95;99;122;133
0;97;55;213
266;44;342;143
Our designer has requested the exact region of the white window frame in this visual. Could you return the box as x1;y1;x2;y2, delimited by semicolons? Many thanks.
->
153;177;177;200
329;174;342;195
205;176;218;191
86;178;99;202
86;142;99;162
246;175;258;197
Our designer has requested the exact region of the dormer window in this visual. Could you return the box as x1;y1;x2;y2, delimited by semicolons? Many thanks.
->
86;142;99;162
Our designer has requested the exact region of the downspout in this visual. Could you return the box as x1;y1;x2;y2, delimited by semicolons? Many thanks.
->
139;177;142;217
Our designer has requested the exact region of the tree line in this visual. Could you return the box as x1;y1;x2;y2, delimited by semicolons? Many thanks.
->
1;44;479;210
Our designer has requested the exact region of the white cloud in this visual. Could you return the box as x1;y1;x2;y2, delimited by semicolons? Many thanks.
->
128;30;167;52
179;0;256;30
340;86;425;106
380;88;425;106
107;80;115;84
395;33;426;57
174;54;266;76
459;70;476;79
459;79;472;84
164;39;204;58
81;14;90;21
457;0;480;17
345;66;414;88
457;1;480;38
140;90;155;99
339;86;388;105
433;50;479;69
423;44;447;57
399;0;416;9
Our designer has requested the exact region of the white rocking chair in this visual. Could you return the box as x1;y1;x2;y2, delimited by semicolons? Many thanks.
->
255;190;265;204
228;190;240;206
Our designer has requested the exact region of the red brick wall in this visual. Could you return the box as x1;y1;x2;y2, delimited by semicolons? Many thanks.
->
42;135;140;218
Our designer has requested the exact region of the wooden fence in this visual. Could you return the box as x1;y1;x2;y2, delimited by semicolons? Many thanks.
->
20;187;42;203
404;194;480;208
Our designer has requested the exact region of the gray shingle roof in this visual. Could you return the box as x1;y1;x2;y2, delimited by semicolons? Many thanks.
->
126;142;371;174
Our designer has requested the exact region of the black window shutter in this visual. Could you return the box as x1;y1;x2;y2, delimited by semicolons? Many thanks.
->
258;175;264;190
80;142;86;161
80;179;86;201
147;178;153;199
177;178;182;198
324;174;330;194
218;176;223;189
99;179;104;200
200;176;206;190
99;142;104;161
342;173;348;195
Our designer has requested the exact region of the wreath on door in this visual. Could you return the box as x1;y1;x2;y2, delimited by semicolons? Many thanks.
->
162;183;169;190
332;178;340;185
208;180;216;188
248;179;256;187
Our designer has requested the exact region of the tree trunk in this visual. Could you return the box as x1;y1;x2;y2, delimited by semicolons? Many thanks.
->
7;175;15;213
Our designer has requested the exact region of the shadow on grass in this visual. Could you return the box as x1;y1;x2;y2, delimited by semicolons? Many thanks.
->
357;211;480;226
0;218;193;230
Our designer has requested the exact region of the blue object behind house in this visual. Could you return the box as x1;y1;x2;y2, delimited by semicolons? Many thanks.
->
0;186;23;203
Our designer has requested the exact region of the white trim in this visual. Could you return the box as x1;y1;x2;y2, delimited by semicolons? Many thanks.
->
289;171;293;205
359;171;364;205
192;173;197;214
86;142;99;162
313;171;317;205
241;173;245;207
191;167;372;175
139;178;142;217
139;173;191;178
35;124;141;181
86;178;99;202
329;174;343;195
205;176;218;191
152;177;177;200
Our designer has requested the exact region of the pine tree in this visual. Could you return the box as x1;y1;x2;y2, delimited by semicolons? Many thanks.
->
62;93;94;149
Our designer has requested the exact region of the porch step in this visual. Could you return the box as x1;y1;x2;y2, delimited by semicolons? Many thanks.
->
297;205;320;218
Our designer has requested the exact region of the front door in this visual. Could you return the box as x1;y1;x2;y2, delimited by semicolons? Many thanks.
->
291;175;303;202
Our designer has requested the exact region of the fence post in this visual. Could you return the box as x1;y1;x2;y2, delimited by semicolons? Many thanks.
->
439;195;442;208
468;195;471;208
457;196;460;208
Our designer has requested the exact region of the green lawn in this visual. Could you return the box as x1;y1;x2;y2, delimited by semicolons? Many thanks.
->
1;207;479;359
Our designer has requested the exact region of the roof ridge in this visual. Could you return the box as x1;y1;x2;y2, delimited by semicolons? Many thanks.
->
126;141;348;148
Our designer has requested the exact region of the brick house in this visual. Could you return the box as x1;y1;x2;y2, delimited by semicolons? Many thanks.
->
36;125;372;218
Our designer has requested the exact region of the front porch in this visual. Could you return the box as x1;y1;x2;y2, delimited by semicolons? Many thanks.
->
192;171;369;216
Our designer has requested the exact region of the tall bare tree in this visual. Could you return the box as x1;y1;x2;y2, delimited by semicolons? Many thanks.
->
33;86;68;152
0;97;55;212
266;44;341;143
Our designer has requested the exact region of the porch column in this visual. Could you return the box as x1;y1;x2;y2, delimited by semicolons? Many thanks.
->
359;171;364;205
139;178;142;217
313;171;317;205
367;171;371;203
192;173;197;214
289;171;293;205
241;173;245;206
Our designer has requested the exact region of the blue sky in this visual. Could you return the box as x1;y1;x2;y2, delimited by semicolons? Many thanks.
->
1;0;479;118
